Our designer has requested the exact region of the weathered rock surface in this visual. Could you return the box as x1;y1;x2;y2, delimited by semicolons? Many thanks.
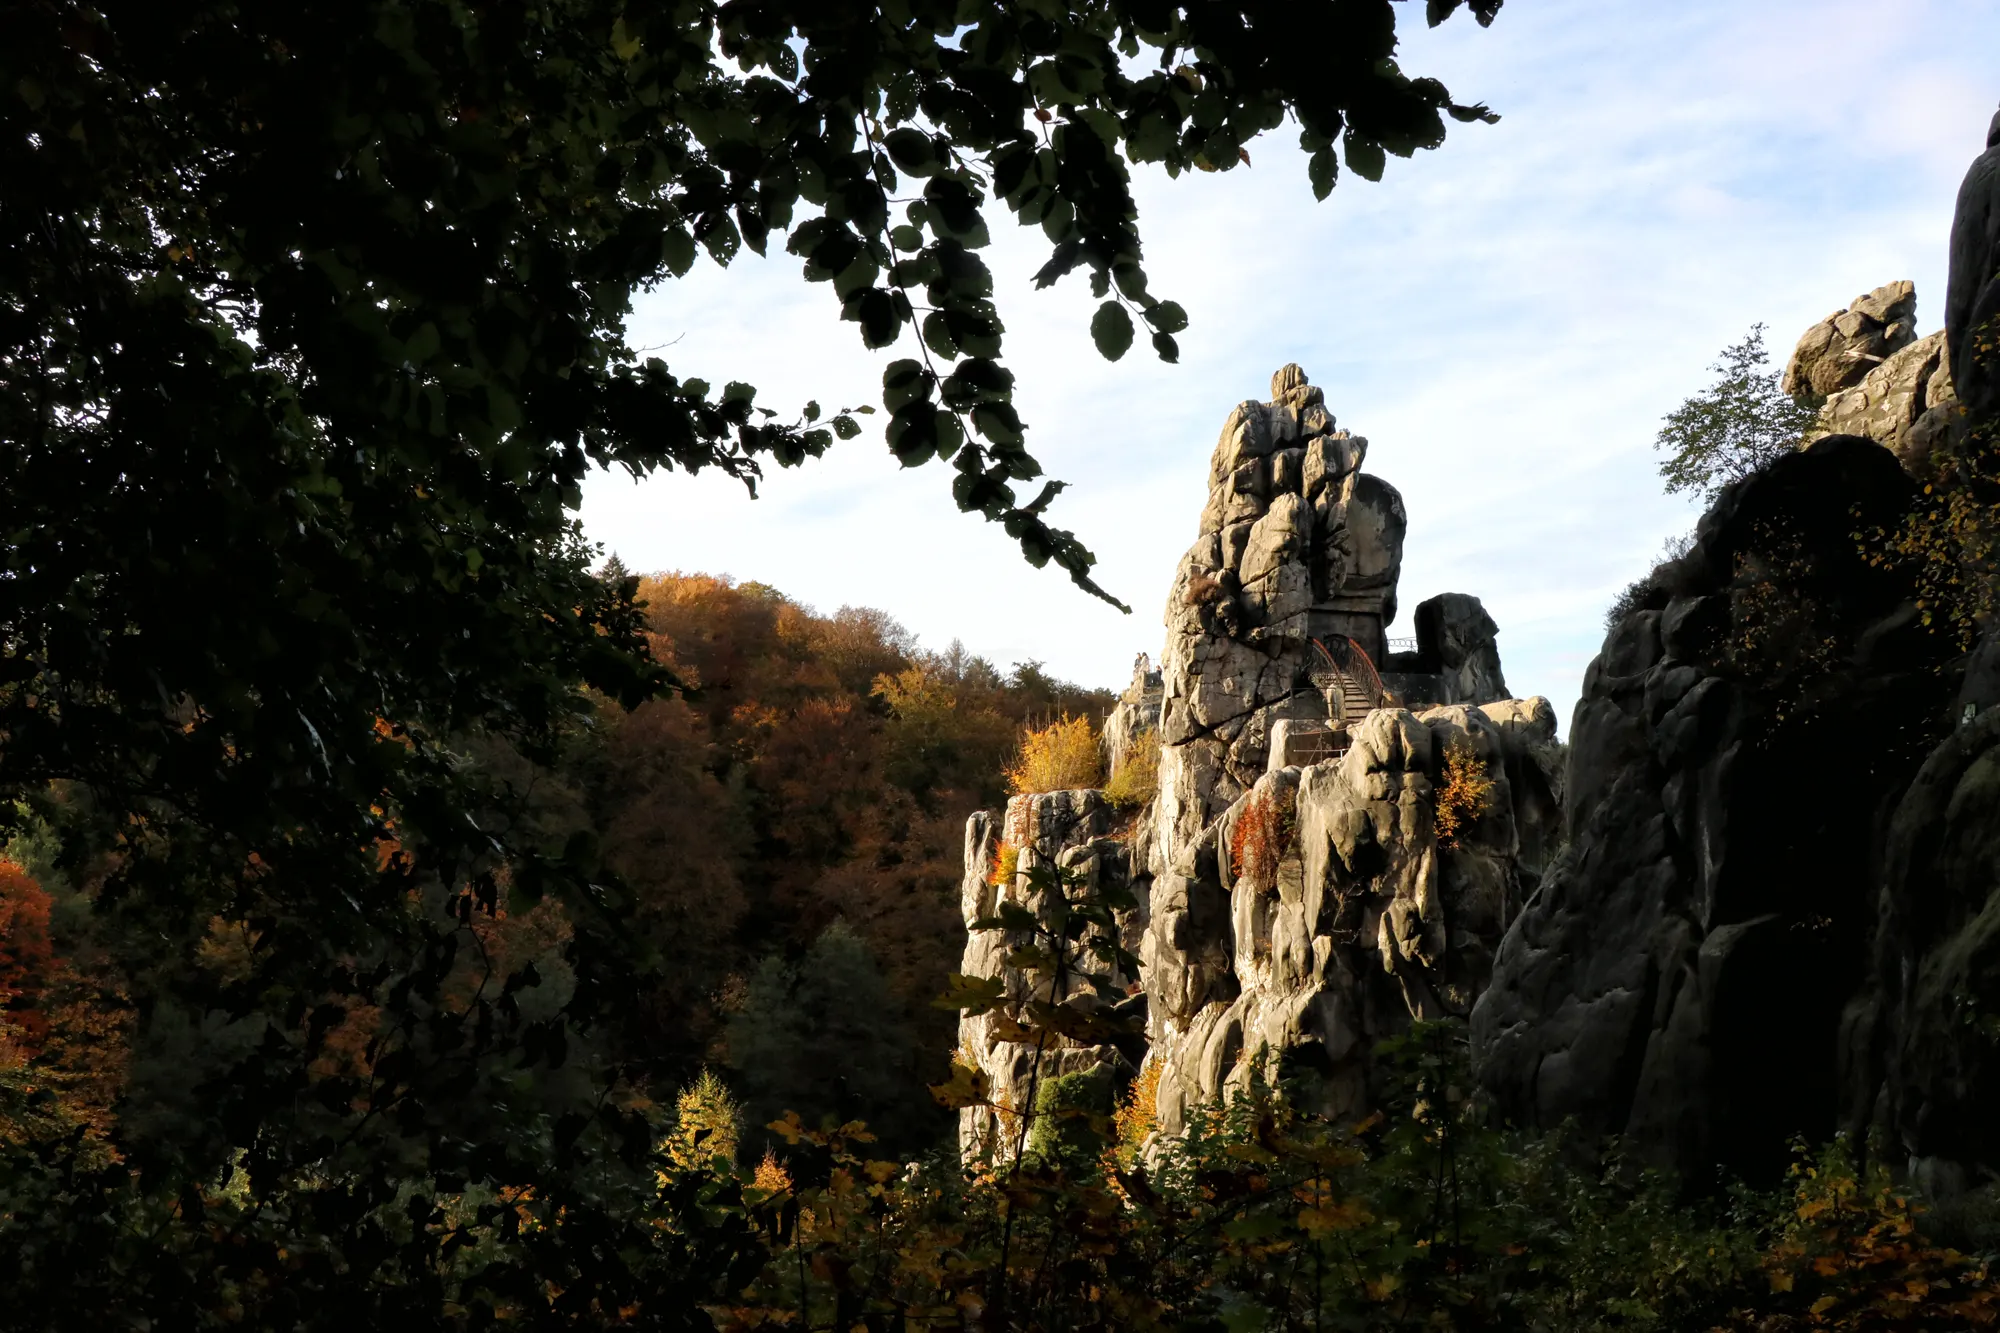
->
956;365;1559;1158
1383;593;1511;708
1946;106;2000;423
1811;328;1959;469
1156;365;1408;862
1471;435;1957;1182
955;790;1144;1159
1142;698;1562;1136
1856;698;2000;1197
1785;281;1919;400
1102;655;1163;778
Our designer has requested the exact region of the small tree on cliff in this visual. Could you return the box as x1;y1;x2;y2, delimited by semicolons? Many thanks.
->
1656;324;1824;501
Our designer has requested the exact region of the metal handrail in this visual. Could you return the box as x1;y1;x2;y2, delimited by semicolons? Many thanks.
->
1308;636;1392;712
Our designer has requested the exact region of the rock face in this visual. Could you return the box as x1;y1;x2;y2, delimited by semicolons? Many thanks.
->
953;366;1561;1157
1946;106;2000;423
1861;701;2000;1196
1383;593;1511;708
1785;281;1919;399
1162;364;1404;814
1471;436;1957;1183
1810;328;1959;469
1102;655;1163;779
1142;698;1562;1136
955;790;1145;1158
1839;112;2000;1194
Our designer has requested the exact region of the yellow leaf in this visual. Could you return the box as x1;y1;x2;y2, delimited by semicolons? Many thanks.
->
927;1062;991;1109
1364;1274;1400;1301
1297;1202;1371;1236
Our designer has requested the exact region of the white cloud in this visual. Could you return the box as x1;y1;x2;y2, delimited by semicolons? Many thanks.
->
581;0;2000;732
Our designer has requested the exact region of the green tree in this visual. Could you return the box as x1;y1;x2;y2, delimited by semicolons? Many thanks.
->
725;921;929;1153
0;0;1502;1319
1656;324;1824;500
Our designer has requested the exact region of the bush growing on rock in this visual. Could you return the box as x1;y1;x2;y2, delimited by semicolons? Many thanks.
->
1228;786;1293;890
1006;716;1104;795
1434;737;1495;849
1102;727;1163;811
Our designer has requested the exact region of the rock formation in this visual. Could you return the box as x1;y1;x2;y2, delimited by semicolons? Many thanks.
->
1864;700;2000;1198
1140;697;1562;1137
1808;328;1959;469
1467;103;2000;1192
1471;435;1959;1182
955;789;1146;1159
952;366;1562;1156
1840;104;2000;1198
1384;592;1512;709
1785;280;1963;470
1101;654;1163;779
1784;281;1918;400
1946;105;2000;423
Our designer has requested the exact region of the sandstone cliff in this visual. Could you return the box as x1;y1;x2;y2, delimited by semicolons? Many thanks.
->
952;366;1561;1156
1474;106;2000;1190
1471;435;1956;1181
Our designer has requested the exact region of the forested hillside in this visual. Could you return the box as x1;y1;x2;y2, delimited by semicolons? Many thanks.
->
0;570;1115;1166
576;571;1113;1151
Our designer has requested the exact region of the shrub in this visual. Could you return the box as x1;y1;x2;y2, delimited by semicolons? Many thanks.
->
1025;1066;1115;1176
1102;728;1161;811
1108;1060;1160;1169
664;1067;740;1173
1434;737;1494;849
1228;787;1291;889
988;841;1020;888
751;1149;793;1196
1006;715;1102;795
1716;1138;2000;1330
1605;531;1694;633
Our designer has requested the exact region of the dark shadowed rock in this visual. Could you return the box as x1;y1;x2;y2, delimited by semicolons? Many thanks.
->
1412;593;1510;706
1858;700;2000;1197
1946;106;2000;423
1471;435;1958;1183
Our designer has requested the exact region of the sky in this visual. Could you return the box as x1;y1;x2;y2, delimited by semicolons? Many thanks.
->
581;0;2000;733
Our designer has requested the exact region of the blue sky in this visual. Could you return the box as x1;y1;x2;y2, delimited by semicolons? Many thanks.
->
582;0;2000;732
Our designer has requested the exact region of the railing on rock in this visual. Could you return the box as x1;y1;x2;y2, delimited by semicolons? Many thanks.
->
1309;636;1393;723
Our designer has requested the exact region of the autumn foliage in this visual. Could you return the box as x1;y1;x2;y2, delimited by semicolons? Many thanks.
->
1433;737;1495;849
1229;786;1291;889
0;860;55;1055
1102;727;1162;811
587;574;1111;1129
1005;714;1104;795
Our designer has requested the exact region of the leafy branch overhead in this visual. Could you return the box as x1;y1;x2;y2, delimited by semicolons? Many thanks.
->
754;0;1503;606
